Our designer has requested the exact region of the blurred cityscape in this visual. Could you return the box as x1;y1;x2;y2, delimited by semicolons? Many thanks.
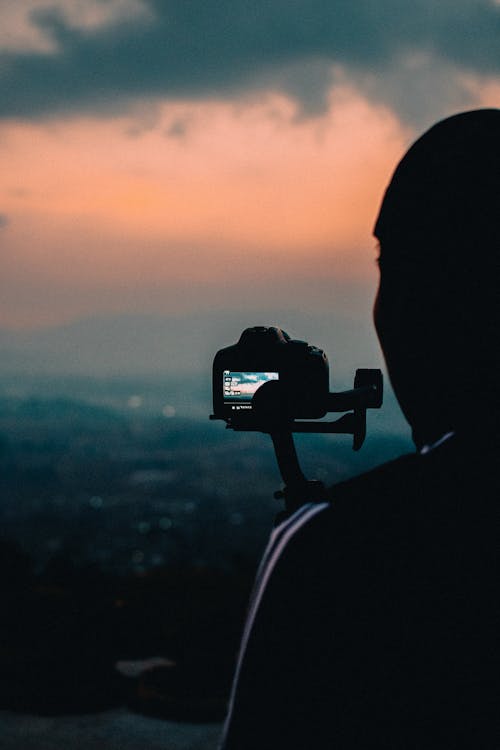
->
0;372;411;573
0;373;412;719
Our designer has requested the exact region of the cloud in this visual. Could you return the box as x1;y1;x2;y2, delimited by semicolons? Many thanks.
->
0;214;9;228
0;0;152;54
0;0;498;124
165;117;191;139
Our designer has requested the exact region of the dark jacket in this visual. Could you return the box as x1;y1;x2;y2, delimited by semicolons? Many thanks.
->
221;434;498;748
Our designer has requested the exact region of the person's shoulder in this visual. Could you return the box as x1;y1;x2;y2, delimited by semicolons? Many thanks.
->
319;449;420;525
327;450;419;506
271;432;488;568
274;451;418;563
317;432;492;540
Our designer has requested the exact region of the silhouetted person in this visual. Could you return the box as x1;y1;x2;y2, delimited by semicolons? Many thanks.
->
220;110;499;749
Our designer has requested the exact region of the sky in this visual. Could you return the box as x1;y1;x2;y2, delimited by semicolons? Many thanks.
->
0;0;499;332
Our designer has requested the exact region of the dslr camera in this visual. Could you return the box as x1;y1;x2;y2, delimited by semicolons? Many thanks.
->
212;326;329;426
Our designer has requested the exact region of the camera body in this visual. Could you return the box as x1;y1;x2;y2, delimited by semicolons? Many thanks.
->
212;326;329;425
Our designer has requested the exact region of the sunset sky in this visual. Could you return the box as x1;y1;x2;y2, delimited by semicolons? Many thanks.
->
1;0;499;331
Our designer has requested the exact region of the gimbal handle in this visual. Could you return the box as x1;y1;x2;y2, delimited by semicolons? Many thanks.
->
269;431;326;515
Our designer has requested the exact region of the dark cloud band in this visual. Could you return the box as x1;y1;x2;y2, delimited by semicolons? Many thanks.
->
0;0;499;123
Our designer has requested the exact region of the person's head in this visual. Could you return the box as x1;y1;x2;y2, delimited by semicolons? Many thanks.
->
373;109;499;448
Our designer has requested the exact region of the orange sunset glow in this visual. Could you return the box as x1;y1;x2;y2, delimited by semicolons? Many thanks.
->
0;90;411;328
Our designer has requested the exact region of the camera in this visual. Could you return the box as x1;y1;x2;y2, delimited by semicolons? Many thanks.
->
212;326;329;426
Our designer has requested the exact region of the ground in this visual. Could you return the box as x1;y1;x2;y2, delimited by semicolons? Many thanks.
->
0;709;222;750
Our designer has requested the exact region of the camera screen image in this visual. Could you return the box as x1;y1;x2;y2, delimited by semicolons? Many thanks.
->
223;371;279;411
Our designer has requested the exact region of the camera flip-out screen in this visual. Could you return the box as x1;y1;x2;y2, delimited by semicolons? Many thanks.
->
223;370;279;411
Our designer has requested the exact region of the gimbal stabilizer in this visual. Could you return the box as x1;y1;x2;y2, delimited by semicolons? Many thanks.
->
210;326;383;515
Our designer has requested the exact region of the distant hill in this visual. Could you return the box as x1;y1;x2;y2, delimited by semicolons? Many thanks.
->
0;310;410;435
0;309;382;379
